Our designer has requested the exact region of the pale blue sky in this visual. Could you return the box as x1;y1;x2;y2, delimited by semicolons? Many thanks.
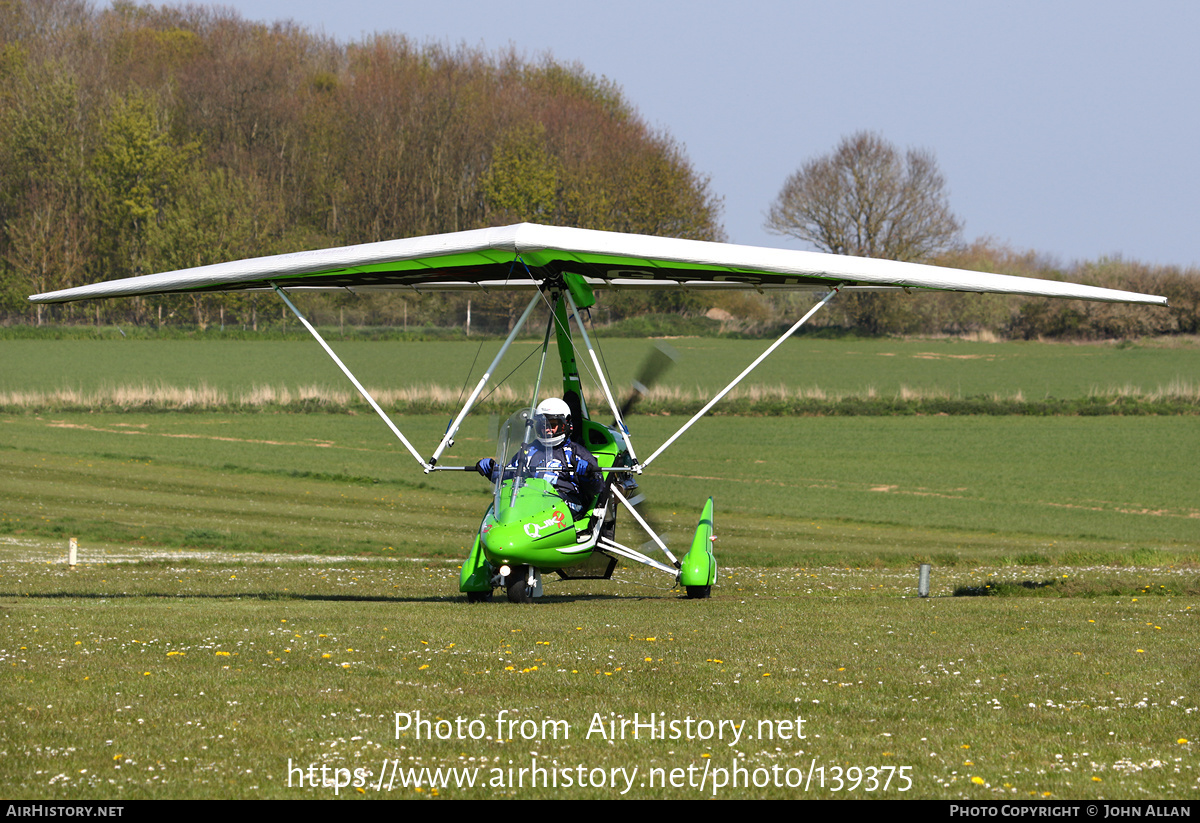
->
124;1;1200;267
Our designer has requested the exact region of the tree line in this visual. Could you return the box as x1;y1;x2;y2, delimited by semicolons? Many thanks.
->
758;131;1198;339
0;0;723;330
1;2;1195;339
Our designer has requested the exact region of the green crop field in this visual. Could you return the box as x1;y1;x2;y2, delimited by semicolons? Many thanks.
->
3;335;1198;399
1;336;1197;800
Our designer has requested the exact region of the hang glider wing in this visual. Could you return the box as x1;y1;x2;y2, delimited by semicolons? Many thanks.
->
29;223;1169;306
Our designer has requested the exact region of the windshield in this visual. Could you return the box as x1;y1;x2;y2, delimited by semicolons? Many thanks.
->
493;407;536;512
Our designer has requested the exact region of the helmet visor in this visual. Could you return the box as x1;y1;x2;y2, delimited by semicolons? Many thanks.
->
534;413;568;445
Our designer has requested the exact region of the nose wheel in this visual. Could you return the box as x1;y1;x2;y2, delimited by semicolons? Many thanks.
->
506;565;535;604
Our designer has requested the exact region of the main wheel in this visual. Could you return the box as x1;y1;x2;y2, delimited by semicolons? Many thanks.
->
506;566;533;604
685;585;711;599
466;590;492;603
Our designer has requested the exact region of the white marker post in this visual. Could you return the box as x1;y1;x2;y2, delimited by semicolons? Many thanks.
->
69;537;78;569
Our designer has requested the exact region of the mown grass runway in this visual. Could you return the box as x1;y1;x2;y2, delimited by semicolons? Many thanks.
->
1;337;1197;799
3;412;1196;560
2;558;1195;799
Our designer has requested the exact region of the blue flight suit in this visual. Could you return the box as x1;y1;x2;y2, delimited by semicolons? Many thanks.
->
479;440;602;519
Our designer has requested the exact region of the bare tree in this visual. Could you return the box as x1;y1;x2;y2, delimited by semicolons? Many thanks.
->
766;131;961;262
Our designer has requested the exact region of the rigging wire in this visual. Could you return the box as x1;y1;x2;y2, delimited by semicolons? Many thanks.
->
511;255;606;401
453;255;546;409
586;309;619;411
475;342;544;406
529;308;556;409
454;338;487;413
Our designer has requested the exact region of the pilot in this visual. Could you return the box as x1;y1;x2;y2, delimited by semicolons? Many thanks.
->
475;398;602;519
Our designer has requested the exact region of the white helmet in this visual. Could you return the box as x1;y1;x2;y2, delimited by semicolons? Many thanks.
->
534;397;571;447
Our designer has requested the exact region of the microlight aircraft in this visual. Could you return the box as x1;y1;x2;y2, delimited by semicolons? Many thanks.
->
30;224;1168;602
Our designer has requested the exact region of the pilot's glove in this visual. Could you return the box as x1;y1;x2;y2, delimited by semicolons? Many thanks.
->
475;458;496;478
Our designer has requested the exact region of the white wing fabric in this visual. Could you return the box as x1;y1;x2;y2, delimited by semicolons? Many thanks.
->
29;223;1168;306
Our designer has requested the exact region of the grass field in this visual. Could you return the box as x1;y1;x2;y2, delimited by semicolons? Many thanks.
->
4;335;1198;400
3;412;1198;560
1;336;1197;799
2;556;1196;800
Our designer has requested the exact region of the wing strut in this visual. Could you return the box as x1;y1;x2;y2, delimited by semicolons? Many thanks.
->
595;537;679;577
272;284;431;471
612;485;678;566
641;286;841;469
428;292;542;466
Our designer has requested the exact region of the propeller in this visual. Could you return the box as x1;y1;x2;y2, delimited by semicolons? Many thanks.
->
616;341;679;422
